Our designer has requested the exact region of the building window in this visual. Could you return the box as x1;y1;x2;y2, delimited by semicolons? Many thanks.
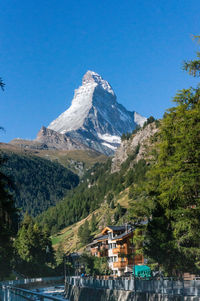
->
108;232;112;239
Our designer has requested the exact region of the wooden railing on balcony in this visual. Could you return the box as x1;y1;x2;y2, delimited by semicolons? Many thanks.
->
113;246;127;255
113;261;127;268
91;246;108;257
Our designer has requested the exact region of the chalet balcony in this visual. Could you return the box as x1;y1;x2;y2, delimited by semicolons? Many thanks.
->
91;244;108;257
113;246;127;255
113;261;127;268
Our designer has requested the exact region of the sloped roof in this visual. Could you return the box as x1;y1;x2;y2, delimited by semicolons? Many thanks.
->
87;234;108;247
101;225;132;235
113;230;133;241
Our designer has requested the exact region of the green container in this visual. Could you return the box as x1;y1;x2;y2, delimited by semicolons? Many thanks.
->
133;265;151;278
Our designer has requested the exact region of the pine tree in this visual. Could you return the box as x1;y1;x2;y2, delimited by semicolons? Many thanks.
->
90;213;97;233
78;220;91;245
14;214;55;276
0;77;5;90
0;125;18;279
110;200;115;209
114;203;123;222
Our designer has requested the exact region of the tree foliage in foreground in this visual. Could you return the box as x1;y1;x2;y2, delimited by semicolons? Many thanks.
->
0;77;5;90
14;213;55;277
80;253;110;275
130;38;200;275
0;82;19;280
0;156;18;280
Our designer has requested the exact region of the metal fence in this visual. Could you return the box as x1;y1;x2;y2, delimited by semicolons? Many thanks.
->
0;276;64;287
67;276;200;297
0;285;65;301
0;276;64;301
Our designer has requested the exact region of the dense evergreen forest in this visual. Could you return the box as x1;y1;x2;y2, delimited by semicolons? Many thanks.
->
36;143;149;234
1;151;79;216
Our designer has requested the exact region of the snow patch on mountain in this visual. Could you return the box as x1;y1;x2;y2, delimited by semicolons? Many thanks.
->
102;142;117;151
97;133;121;144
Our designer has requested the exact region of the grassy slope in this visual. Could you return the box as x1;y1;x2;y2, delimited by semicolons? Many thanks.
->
51;188;130;253
0;143;107;174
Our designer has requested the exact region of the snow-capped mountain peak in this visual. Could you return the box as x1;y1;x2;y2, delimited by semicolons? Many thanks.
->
82;70;115;96
37;71;146;155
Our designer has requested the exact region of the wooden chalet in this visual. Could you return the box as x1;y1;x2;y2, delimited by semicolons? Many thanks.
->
89;225;144;276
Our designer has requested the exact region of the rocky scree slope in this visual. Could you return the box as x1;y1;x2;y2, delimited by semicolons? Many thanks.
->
36;71;146;155
111;122;159;173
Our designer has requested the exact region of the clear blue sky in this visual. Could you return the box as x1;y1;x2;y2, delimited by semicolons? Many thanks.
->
0;0;199;142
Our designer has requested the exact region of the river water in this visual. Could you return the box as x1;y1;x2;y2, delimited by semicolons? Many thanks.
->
0;285;68;301
33;285;67;300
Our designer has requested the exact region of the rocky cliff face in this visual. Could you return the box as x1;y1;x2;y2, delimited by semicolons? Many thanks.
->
111;122;159;173
36;126;88;150
36;71;146;155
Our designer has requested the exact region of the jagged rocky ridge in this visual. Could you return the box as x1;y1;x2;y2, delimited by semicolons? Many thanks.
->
35;71;146;155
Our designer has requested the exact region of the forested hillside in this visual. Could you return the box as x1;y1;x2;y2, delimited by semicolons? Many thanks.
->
128;40;200;276
36;121;156;234
1;151;79;216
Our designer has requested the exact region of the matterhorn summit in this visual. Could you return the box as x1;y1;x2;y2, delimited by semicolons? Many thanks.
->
36;71;146;155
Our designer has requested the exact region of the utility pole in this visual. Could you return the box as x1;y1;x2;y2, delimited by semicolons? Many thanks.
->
63;255;66;284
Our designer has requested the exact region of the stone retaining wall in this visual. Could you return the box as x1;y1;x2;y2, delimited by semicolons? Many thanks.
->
65;282;200;301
